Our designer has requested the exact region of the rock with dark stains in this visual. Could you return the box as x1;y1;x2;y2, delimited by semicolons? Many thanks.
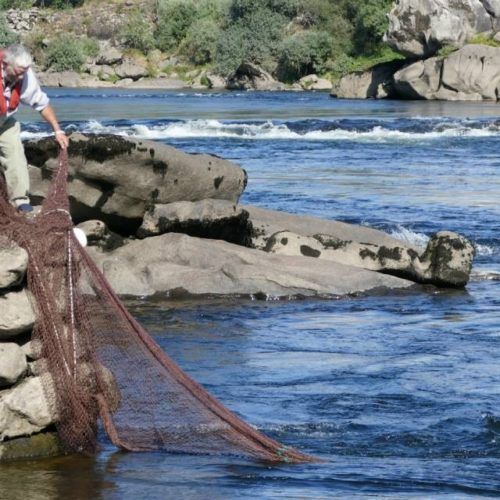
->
264;230;474;288
137;199;252;246
25;133;247;235
87;232;412;298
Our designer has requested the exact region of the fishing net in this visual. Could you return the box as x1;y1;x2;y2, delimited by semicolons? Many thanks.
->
0;148;314;463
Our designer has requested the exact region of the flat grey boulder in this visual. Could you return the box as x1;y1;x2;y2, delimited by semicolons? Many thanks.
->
87;232;412;298
0;238;28;289
26;133;247;233
385;0;495;58
137;199;251;245
0;376;57;441
244;205;413;251
331;60;406;99
265;230;474;287
0;290;36;339
394;44;500;100
299;74;332;90
0;343;27;387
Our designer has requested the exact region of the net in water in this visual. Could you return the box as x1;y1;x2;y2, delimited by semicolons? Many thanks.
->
0;149;314;463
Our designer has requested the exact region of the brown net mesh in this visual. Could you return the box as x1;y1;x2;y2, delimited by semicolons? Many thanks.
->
0;149;315;463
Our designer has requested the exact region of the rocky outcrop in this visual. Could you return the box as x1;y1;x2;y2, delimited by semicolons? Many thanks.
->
264;230;474;287
25;133;247;233
331;60;407;99
394;44;500;100
226;62;286;91
137;199;252;245
385;0;498;58
87;232;413;298
0;290;36;339
299;74;332;90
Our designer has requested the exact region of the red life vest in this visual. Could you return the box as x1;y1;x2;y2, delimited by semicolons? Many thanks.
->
0;50;22;116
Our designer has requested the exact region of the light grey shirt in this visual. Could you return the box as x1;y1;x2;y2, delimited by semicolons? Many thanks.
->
2;67;49;124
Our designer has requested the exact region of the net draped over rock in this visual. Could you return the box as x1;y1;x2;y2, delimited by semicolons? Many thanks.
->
0;149;314;462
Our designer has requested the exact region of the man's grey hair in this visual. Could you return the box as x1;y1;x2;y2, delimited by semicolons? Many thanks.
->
3;44;33;68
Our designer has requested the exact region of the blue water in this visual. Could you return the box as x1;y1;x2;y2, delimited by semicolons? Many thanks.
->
6;90;499;498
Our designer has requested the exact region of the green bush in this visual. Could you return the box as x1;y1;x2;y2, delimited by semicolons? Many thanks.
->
121;11;155;54
155;0;198;52
0;0;32;9
44;34;97;71
352;0;392;53
215;7;287;75
0;14;18;46
180;18;221;65
229;0;298;19
277;30;334;80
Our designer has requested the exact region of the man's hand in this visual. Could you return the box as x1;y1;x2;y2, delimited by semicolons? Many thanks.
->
55;130;69;149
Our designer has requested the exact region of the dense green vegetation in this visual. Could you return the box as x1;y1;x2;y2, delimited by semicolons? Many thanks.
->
152;0;398;80
0;0;399;82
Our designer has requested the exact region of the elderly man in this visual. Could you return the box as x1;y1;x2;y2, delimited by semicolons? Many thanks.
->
0;44;68;212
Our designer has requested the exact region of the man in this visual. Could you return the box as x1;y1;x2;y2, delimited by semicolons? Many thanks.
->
0;44;69;212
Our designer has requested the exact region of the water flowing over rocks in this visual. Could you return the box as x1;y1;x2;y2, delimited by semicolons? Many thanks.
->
0;134;476;460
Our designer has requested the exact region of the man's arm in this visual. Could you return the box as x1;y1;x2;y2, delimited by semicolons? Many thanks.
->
40;105;69;150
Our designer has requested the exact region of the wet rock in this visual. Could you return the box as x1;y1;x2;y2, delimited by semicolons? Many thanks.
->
0;290;36;340
0;344;27;387
420;231;475;287
0;432;63;462
137;199;252;245
26;133;247;234
87;232;412;298
0;239;28;289
0;376;57;441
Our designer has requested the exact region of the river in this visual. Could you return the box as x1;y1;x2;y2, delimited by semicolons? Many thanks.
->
2;90;499;499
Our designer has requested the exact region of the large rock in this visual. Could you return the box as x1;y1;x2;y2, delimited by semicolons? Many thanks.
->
385;0;496;58
87;232;412;298
299;74;332;90
265;230;474;287
331;60;406;99
0;238;28;289
0;376;57;441
0;343;27;387
244;205;412;251
26;134;247;234
137;199;251;245
0;290;36;339
394;44;500;100
226;62;286;91
114;57;148;80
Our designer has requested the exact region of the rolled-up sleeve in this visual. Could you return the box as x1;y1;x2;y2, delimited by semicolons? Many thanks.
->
19;68;49;111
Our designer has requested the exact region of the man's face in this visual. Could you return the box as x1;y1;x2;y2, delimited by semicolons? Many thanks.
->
3;63;29;81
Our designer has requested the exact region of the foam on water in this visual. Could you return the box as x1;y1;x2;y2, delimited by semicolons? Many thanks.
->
21;118;500;143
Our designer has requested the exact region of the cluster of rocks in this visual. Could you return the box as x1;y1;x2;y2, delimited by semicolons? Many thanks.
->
0;238;60;462
0;134;475;460
4;7;42;33
333;0;500;101
24;133;475;297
